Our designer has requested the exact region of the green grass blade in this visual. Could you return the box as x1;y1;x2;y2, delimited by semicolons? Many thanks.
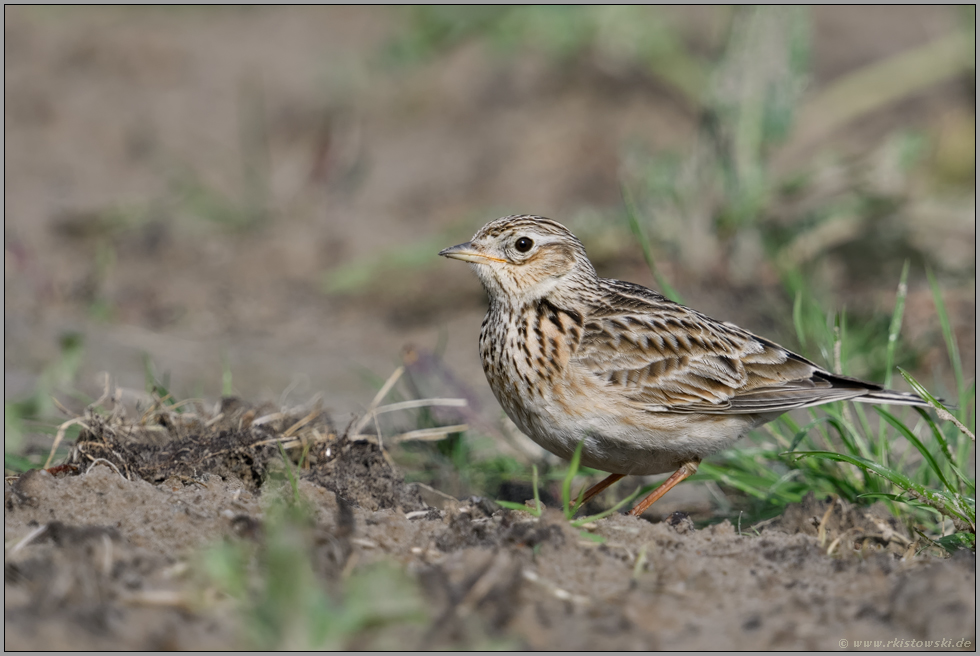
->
791;450;972;525
277;442;301;505
787;451;904;493
857;492;915;503
696;462;773;500
532;464;543;515
577;530;607;544
496;500;541;515
568;483;589;517
621;183;683;303
874;408;953;492
495;464;543;516
792;289;807;352
788;417;827;451
911;407;974;494
571;486;643;527
882;260;910;391
926;268;966;415
913;407;956;466
935;532;975;552
4;453;37;474
851;402;876;456
766;468;802;498
855;492;950;524
562;442;584;518
900;368;975;442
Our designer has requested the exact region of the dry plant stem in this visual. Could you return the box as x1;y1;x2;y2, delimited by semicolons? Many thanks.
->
85;458;124;478
371;398;468;414
7;524;49;556
817;497;838;548
92;372;112;409
44;374;118;468
51;395;74;417
282;407;319;438
629;459;701;517
935;408;975;443
353;365;404;436
44;417;90;469
388;424;468;443
521;569;590;606
140;394;174;423
578;473;626;506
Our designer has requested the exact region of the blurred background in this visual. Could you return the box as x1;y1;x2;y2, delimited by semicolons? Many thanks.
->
4;6;975;504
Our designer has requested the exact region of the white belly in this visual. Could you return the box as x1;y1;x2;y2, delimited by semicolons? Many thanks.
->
489;367;762;476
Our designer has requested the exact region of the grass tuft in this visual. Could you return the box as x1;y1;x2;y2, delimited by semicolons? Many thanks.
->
496;439;642;530
694;269;975;550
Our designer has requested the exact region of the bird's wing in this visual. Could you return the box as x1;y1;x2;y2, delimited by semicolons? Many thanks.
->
571;280;880;414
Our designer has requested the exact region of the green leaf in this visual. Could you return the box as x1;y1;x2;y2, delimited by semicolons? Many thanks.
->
934;531;975;553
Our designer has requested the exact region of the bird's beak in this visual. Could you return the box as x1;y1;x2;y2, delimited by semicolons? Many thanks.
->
438;242;506;264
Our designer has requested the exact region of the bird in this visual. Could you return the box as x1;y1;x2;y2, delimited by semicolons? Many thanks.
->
439;214;929;517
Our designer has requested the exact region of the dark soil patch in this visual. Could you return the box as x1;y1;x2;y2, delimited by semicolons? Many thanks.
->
305;439;425;512
60;396;423;513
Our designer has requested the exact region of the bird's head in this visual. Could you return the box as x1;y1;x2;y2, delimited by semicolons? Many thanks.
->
439;215;596;304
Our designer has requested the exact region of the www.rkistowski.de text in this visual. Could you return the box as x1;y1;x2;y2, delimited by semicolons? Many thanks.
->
840;638;972;649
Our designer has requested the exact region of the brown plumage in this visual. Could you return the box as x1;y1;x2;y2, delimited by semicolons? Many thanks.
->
440;215;928;516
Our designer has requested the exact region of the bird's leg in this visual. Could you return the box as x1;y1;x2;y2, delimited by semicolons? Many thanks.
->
628;459;700;517
576;473;625;507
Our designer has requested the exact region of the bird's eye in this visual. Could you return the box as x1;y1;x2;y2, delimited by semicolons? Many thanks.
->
515;237;534;253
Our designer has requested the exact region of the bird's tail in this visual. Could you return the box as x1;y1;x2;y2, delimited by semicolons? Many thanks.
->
852;389;930;407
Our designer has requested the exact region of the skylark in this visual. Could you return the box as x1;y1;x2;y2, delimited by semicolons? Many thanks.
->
440;215;928;516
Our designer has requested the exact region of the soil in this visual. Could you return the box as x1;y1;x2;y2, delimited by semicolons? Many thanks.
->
4;6;976;650
4;411;976;650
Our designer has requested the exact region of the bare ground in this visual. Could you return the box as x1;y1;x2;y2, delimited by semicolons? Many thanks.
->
4;416;976;650
4;403;976;650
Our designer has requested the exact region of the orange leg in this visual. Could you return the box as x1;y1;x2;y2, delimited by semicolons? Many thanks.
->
628;459;700;517
576;473;625;507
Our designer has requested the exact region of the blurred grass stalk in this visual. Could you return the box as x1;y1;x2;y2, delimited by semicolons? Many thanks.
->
4;333;86;473
628;5;973;282
200;493;428;650
789;30;974;157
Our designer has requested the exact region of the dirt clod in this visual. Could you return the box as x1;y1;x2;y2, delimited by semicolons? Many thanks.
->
305;438;425;512
767;492;913;555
